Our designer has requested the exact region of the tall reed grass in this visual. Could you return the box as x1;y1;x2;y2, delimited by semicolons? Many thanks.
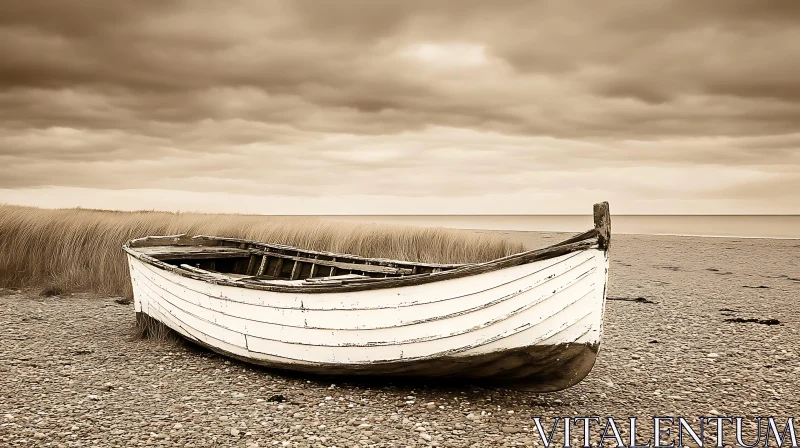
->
0;204;525;298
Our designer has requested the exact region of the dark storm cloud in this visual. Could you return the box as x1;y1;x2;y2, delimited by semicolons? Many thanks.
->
0;0;798;211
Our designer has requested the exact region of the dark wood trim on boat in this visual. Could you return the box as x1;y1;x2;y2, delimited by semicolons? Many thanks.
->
246;254;257;275
551;228;598;248
135;245;250;260
123;202;610;294
593;201;611;251
271;257;284;278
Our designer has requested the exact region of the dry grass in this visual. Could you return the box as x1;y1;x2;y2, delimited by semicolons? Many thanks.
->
133;312;181;342
0;204;524;298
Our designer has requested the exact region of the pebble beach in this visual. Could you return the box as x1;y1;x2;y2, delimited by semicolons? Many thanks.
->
1;233;798;447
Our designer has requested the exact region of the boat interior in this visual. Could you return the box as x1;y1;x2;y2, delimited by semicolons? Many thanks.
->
127;235;467;286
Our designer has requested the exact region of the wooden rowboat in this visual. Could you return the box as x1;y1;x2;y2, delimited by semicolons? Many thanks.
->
123;202;611;391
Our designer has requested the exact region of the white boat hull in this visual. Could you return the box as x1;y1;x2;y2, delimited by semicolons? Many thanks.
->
127;246;608;391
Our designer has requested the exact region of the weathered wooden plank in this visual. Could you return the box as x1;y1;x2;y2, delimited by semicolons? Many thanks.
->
593;201;611;251
251;251;413;275
137;259;596;350
238;288;595;364
128;234;189;248
309;255;319;278
246;255;257;275
156;252;246;261
272;258;284;277
248;274;280;281
221;273;254;279
552;228;598;248
139;246;251;261
290;260;302;280
304;274;370;283
256;255;268;276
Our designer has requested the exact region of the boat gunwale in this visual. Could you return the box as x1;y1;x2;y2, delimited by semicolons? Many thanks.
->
122;202;610;294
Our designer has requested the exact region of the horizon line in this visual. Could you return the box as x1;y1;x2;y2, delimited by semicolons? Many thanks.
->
2;204;798;217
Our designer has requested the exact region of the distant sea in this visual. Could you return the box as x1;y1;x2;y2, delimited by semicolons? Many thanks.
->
320;215;800;239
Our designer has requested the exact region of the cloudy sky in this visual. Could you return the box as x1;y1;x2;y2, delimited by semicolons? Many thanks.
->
1;1;798;214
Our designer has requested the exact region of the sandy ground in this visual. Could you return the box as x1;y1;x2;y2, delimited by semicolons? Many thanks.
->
1;233;799;447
